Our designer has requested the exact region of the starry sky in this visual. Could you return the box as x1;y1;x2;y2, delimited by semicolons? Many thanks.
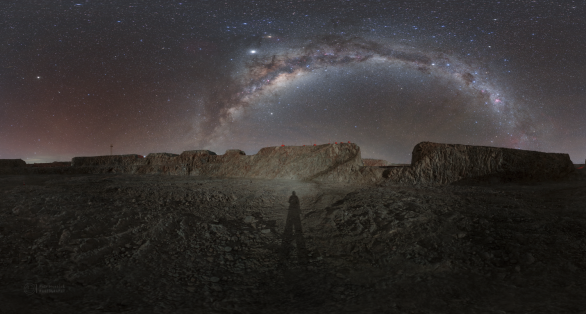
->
1;1;585;164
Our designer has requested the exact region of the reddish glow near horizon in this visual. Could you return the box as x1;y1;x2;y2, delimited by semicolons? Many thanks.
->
1;2;584;164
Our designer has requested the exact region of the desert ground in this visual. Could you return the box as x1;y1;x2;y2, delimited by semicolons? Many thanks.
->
1;168;585;313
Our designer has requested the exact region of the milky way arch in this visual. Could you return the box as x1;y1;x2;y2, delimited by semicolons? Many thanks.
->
200;35;535;148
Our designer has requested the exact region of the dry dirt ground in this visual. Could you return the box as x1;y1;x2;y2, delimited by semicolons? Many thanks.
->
1;169;586;314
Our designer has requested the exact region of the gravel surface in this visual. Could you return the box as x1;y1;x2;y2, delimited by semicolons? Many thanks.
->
1;172;585;313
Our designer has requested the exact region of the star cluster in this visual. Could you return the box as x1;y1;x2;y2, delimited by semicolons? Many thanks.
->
1;1;584;163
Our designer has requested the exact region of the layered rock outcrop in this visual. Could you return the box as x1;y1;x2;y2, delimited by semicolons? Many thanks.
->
70;144;363;182
1;142;575;184
382;142;575;185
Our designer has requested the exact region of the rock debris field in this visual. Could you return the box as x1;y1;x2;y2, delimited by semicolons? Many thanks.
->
1;169;586;313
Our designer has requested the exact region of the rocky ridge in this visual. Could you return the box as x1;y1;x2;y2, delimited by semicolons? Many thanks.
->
0;142;577;185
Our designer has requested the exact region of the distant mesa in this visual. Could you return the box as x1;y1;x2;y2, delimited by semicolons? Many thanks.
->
0;142;577;185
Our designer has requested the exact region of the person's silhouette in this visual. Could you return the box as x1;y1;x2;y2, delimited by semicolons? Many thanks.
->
282;191;307;261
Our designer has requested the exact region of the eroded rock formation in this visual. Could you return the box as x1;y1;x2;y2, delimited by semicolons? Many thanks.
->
1;142;576;184
74;144;363;182
382;142;575;185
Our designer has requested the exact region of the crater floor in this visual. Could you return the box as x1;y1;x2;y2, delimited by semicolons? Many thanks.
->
1;171;585;313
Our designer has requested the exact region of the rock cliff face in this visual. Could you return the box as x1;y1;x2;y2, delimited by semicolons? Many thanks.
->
71;143;363;182
2;142;575;184
382;142;575;185
0;159;26;168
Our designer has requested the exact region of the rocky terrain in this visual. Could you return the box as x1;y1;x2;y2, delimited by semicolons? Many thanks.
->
1;166;586;313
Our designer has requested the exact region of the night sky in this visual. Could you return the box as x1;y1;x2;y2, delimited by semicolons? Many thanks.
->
1;1;585;164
